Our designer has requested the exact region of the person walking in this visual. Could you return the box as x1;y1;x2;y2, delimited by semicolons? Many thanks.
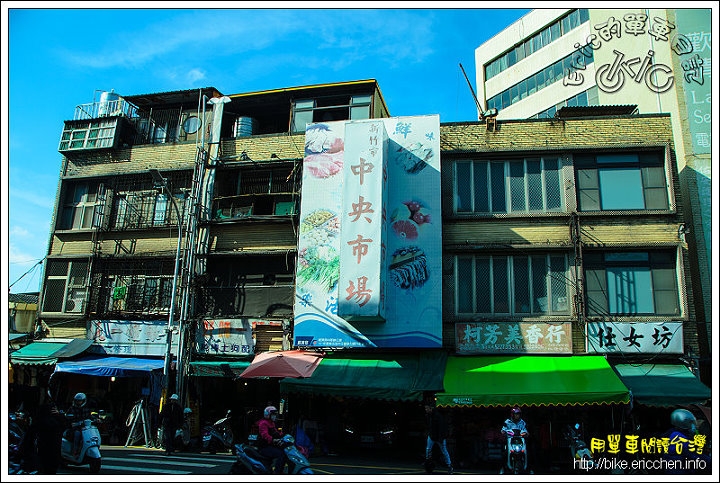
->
30;401;65;474
159;394;183;456
425;400;453;474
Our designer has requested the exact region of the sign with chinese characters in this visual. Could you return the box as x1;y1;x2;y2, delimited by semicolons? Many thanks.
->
455;321;572;354
195;318;254;356
339;121;388;320
586;321;683;354
87;319;174;357
294;115;442;348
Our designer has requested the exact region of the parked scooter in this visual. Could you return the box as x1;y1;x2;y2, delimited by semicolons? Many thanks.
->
60;415;102;473
500;429;528;475
230;433;313;475
202;410;234;454
566;423;594;471
8;410;33;474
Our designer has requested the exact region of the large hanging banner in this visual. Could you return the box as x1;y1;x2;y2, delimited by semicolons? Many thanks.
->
294;116;442;348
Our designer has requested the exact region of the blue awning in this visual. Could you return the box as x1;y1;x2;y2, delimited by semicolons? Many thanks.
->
53;356;165;377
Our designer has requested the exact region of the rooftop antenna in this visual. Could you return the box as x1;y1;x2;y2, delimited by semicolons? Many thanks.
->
459;63;486;121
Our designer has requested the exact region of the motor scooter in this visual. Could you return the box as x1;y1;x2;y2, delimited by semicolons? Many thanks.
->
202;410;234;453
500;429;528;475
230;433;313;475
60;417;102;473
8;410;33;474
566;423;594;471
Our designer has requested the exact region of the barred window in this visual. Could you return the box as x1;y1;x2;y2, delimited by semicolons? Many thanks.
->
455;158;563;214
42;259;89;313
108;275;174;312
584;250;679;316
456;254;570;316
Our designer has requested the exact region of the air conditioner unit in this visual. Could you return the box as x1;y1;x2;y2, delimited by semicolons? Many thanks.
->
65;295;85;313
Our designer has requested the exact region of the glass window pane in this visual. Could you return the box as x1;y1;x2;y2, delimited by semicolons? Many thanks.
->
527;159;543;210
607;266;653;314
599;168;645;209
549;255;568;312
457;257;474;312
531;256;548;313
291;110;314;133
475;258;491;313
490;162;507;213
473;161;489;212
545;158;562;210
514;257;530;313
510;162;526;211
351;95;371;105
493;257;509;313
350;105;370;120
456;162;472;212
43;279;66;312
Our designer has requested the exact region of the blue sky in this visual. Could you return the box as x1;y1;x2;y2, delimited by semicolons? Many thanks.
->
3;4;531;294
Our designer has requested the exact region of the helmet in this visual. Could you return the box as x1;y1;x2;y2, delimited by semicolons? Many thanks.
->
264;406;278;418
170;394;179;401
511;406;522;415
670;409;697;434
183;407;192;415
73;393;87;407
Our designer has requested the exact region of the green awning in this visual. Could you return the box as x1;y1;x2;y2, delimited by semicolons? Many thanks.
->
188;360;251;377
279;351;447;402
613;364;711;407
436;355;630;408
10;339;94;366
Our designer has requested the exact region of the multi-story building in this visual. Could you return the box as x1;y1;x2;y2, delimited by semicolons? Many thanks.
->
14;76;709;467
474;8;712;384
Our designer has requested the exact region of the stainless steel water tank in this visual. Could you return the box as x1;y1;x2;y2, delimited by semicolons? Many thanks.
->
234;116;257;137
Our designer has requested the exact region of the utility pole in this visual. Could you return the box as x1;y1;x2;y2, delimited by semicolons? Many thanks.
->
149;168;183;397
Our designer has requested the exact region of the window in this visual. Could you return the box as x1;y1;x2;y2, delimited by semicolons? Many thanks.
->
456;254;570;315
109;275;173;312
575;152;669;211
291;94;373;133
113;190;184;229
42;260;89;313
350;95;372;120
291;99;315;133
59;119;118;151
60;182;104;230
584;251;679;316
455;158;563;214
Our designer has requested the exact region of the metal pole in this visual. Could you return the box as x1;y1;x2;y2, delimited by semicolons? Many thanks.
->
150;169;182;396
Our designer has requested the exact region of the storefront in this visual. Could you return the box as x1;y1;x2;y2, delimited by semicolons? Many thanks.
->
436;355;631;471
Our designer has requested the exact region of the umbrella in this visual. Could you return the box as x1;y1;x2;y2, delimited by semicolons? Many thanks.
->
239;350;324;379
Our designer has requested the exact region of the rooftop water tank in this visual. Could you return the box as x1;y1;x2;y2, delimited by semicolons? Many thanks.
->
234;116;257;137
98;89;120;117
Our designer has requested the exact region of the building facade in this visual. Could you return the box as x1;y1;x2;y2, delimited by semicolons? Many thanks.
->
15;76;709;467
474;7;712;384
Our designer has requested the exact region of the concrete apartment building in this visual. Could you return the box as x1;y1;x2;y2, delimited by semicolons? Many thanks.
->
474;7;712;384
10;72;710;467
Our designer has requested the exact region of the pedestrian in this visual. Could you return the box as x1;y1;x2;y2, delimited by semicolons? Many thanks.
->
30;401;65;474
159;394;183;456
425;400;453;474
256;405;287;474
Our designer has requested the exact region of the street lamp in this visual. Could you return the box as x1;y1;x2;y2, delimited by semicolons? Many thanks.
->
149;169;183;396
